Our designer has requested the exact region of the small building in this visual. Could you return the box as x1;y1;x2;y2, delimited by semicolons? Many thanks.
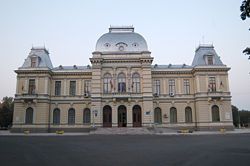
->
12;26;233;132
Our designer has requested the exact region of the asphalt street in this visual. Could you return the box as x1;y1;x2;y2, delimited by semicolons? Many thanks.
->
0;134;250;166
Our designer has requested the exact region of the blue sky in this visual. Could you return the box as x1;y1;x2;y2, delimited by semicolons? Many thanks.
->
0;0;250;110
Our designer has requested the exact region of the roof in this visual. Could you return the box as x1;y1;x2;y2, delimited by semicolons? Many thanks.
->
52;65;91;71
95;26;148;53
192;44;224;66
20;47;53;69
152;64;193;69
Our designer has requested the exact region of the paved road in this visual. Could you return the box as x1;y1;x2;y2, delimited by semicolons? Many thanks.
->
0;134;250;166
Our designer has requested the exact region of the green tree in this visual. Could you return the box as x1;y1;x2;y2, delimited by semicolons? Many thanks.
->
240;0;250;59
0;97;14;128
232;105;240;127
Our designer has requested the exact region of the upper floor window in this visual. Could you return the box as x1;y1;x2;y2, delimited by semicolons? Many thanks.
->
208;77;216;92
55;81;61;96
31;57;36;67
69;81;76;96
118;73;126;93
28;79;36;95
169;79;175;94
183;79;190;94
84;80;91;94
103;73;112;93
205;55;214;65
132;73;140;93
153;80;160;96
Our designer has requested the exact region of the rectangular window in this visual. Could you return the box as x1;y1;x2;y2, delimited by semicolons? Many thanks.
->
84;80;91;94
118;82;126;92
31;57;36;67
183;79;190;94
28;79;36;94
55;81;61;96
69;81;76;96
208;77;216;92
207;56;213;65
153;80;160;95
169;79;175;94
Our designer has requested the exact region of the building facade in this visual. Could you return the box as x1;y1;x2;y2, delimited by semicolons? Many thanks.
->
12;26;233;132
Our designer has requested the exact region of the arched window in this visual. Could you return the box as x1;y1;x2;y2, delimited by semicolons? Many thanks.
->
83;108;91;124
103;73;112;93
25;107;33;124
212;105;220;122
170;107;177;123
53;108;60;125
132;73;140;93
185;107;192;123
68;108;75;125
118;73;126;93
154;107;162;124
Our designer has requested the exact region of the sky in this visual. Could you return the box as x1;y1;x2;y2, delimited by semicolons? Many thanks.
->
0;0;249;110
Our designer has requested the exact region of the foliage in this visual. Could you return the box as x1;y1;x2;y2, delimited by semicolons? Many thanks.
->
240;0;250;59
232;105;240;127
240;0;250;20
0;97;14;128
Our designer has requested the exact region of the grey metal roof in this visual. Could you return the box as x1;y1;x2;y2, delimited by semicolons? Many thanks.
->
191;45;224;66
152;64;193;69
52;65;91;71
95;26;148;52
20;47;53;69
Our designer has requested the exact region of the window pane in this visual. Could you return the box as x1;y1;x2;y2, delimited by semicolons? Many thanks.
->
68;108;75;124
83;108;91;123
169;79;175;94
53;108;60;125
55;81;61;96
208;77;216;92
184;79;190;94
69;81;76;96
28;79;36;94
84;80;91;94
25;107;33;124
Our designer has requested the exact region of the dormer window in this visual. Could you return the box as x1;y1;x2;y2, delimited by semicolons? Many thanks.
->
31;57;37;67
205;55;214;65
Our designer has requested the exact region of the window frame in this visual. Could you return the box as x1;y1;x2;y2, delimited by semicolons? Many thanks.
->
69;81;76;96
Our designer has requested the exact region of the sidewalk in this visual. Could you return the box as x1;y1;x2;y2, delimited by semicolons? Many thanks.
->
1;128;250;136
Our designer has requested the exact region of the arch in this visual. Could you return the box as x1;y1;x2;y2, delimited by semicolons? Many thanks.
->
53;108;60;125
170;107;177;123
118;105;127;127
68;108;75;125
185;107;192;123
117;73;126;92
132;73;140;93
212;105;220;122
103;105;112;127
154;107;162;124
103;73;112;93
133;105;142;127
83;108;91;124
25;107;33;124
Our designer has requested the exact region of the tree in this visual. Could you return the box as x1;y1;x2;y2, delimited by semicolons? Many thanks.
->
232;105;240;127
240;0;250;60
0;97;14;128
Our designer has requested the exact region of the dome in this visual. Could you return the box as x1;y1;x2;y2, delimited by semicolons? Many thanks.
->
95;26;148;53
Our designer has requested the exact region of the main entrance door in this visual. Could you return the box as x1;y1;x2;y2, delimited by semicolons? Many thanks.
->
103;105;112;127
118;105;127;127
133;105;142;127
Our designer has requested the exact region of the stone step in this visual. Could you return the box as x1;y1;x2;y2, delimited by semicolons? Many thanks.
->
90;127;153;135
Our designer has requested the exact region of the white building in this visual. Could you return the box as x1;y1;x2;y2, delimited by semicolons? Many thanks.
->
12;26;233;132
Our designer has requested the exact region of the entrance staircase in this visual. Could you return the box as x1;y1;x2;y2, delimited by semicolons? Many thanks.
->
90;127;153;135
